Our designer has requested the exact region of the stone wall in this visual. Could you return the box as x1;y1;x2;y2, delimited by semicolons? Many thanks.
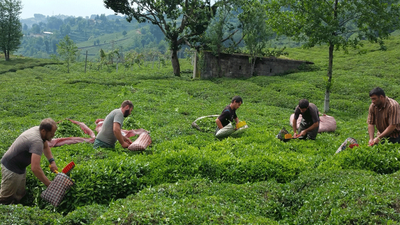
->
199;52;313;79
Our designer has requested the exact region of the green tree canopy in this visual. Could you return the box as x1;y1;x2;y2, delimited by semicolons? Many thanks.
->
57;35;79;73
266;0;400;112
104;0;223;76
239;0;274;76
0;0;23;61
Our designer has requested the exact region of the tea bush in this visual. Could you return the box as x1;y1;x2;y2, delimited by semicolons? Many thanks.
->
54;120;92;138
0;204;59;224
1;33;400;223
263;170;400;224
91;178;279;224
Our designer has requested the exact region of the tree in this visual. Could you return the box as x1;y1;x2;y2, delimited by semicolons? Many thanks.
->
204;2;238;55
104;0;222;76
57;35;79;73
31;23;40;34
47;16;64;30
239;0;273;76
0;0;23;61
266;0;400;112
201;2;241;77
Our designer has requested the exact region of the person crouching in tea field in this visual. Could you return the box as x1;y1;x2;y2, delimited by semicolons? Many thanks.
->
93;100;134;149
0;118;58;204
368;87;400;145
292;99;320;140
215;96;242;138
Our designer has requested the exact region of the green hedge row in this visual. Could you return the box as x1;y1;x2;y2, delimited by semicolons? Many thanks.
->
6;169;400;224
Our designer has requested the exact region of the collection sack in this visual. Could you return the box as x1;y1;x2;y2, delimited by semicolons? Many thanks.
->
41;173;74;207
335;137;359;154
215;123;235;138
128;132;152;151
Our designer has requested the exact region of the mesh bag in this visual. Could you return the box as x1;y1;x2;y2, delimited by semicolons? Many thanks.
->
215;123;235;138
128;132;152;151
335;137;358;154
41;173;74;207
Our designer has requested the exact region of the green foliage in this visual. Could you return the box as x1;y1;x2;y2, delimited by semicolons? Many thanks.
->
0;0;23;61
264;170;400;224
266;0;400;112
2;34;400;223
104;0;224;76
195;116;218;133
0;204;60;224
0;57;57;73
203;2;240;56
56;204;107;224
318;142;400;174
93;179;279;224
266;0;400;50
56;35;79;73
239;0;273;75
54;120;91;138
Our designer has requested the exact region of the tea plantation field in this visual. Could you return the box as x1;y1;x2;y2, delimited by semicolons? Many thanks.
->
1;34;400;224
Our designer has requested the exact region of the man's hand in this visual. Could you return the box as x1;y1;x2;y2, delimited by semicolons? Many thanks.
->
121;141;130;148
124;137;132;145
369;137;380;146
49;161;58;173
298;130;307;137
368;139;374;146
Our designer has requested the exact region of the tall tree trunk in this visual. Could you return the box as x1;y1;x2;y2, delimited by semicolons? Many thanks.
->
171;50;180;76
84;50;88;73
192;51;200;79
5;50;10;61
250;56;256;76
324;43;334;113
67;59;70;73
324;0;338;113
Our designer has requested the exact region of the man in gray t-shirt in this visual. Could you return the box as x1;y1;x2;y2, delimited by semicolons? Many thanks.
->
93;100;134;149
0;118;58;205
292;99;320;140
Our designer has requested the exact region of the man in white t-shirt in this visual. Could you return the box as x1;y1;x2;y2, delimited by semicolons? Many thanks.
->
93;100;134;149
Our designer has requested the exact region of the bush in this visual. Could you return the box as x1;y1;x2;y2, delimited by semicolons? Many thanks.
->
263;170;400;224
0;204;60;224
92;179;279;224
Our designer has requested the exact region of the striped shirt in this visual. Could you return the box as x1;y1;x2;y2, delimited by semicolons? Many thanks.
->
367;97;400;138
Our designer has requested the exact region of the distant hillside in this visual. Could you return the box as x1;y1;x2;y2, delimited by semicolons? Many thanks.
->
16;13;167;61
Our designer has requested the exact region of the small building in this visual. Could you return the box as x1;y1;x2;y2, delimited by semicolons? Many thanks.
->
198;51;313;79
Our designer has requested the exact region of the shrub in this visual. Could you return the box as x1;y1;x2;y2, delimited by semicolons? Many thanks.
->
0;204;60;224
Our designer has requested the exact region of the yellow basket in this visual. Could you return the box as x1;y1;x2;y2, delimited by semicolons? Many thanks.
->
284;133;293;139
237;121;247;129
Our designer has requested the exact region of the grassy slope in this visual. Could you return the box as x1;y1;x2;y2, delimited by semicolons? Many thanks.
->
75;28;140;58
1;34;400;224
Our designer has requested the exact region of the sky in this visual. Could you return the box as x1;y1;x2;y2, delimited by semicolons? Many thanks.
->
20;0;119;19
